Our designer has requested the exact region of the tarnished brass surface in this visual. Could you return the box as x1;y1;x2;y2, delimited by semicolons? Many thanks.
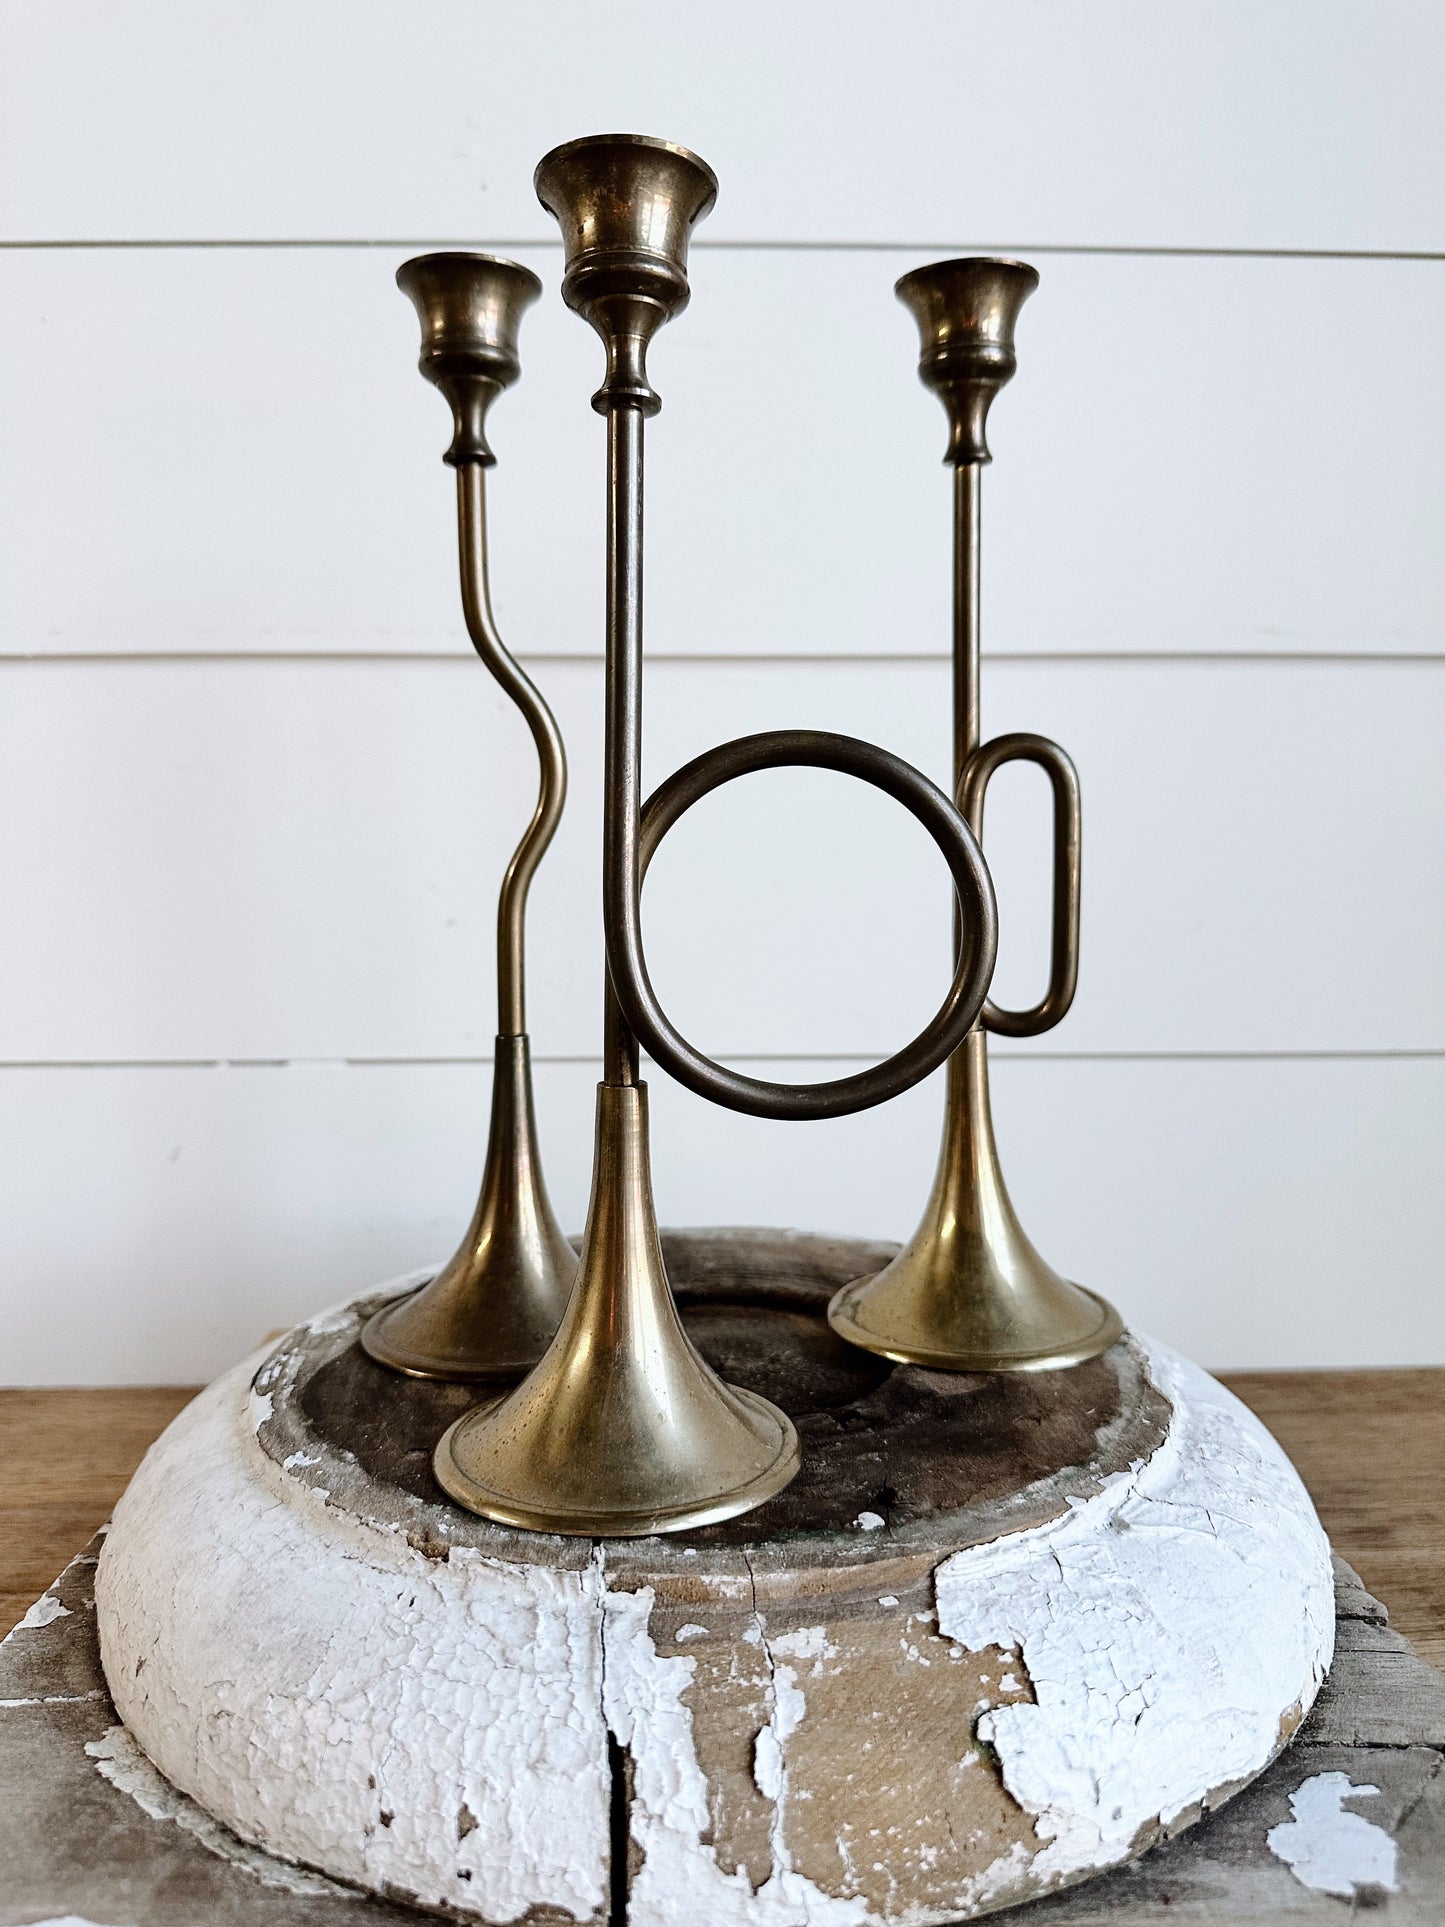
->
433;1086;801;1536
434;136;1011;1533
828;1033;1123;1371
545;135;998;1123
365;253;575;1381
534;133;717;417
394;252;541;467
831;258;1122;1372
894;256;1038;467
361;1037;577;1380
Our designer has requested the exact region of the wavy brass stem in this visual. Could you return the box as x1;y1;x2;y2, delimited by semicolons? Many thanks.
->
456;462;567;1038
362;250;578;1384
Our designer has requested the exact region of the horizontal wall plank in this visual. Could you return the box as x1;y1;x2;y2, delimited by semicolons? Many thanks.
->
3;247;1441;660
1;657;1441;1061
2;3;1441;251
4;1052;1441;1381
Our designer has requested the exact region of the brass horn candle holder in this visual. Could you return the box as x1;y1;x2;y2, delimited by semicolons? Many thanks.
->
427;135;1002;1536
361;253;579;1381
828;259;1123;1370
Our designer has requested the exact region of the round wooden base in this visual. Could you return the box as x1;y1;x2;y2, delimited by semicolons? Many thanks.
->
96;1230;1334;1925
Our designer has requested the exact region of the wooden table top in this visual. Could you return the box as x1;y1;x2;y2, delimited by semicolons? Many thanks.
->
3;1369;1442;1669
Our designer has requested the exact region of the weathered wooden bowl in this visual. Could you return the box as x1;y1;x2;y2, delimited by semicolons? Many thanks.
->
96;1230;1333;1924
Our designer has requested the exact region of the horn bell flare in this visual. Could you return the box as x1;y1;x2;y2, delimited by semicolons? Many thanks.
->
362;1035;577;1380
828;1033;1123;1371
434;1081;800;1536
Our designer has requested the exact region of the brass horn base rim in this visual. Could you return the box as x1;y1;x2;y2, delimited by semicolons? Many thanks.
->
432;1387;800;1538
359;1292;541;1384
826;1279;1124;1375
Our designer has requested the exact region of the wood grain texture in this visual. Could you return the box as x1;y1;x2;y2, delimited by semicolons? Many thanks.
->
0;1387;196;1640
1219;1369;1445;1675
3;1369;1441;1666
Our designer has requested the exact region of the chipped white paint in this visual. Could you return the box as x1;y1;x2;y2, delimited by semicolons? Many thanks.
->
25;1918;128;1926
1267;1772;1400;1898
770;1626;833;1664
935;1335;1334;1889
98;1325;612;1923
603;1579;866;1926
12;1590;70;1630
96;1299;1332;1924
85;1725;347;1897
0;1690;108;1708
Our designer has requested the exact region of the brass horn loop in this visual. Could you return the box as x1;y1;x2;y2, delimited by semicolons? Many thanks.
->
607;727;998;1121
549;157;1000;1122
961;731;1081;1038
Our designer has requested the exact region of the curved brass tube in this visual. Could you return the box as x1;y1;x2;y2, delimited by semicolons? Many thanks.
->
962;730;1081;1038
596;400;996;1118
456;461;567;1038
614;723;997;1116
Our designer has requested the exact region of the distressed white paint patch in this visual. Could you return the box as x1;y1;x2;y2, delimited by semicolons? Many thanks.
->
1267;1772;1399;1898
13;1591;70;1630
97;1337;611;1925
25;1918;130;1926
854;1511;885;1531
602;1577;869;1926
770;1625;833;1666
86;1724;346;1897
751;1661;806;1807
0;1690;108;1708
935;1334;1333;1888
675;1622;709;1642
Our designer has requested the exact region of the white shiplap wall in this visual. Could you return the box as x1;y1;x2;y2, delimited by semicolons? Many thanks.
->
2;1;1442;1381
